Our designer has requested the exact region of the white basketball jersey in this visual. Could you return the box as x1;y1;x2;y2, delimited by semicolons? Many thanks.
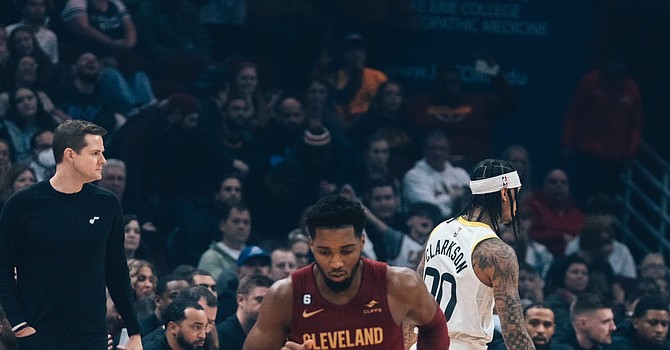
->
422;217;498;350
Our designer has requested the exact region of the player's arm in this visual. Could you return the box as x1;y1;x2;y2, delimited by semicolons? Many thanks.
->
388;266;449;349
472;239;535;350
243;278;293;350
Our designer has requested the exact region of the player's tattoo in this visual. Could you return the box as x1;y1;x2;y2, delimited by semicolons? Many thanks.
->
473;239;536;350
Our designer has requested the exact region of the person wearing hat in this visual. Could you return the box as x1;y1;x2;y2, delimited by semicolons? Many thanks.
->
410;158;534;350
215;246;271;324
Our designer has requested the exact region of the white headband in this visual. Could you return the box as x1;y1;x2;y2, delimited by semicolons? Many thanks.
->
470;171;522;195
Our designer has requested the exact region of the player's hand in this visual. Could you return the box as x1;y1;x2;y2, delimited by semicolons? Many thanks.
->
107;334;113;350
282;339;316;350
14;326;36;338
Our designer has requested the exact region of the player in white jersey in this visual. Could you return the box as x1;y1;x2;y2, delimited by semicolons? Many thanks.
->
409;159;535;350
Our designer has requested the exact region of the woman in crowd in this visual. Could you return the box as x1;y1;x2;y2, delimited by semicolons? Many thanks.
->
123;214;142;260
0;163;36;206
0;87;58;162
544;254;590;329
4;26;54;90
127;258;158;319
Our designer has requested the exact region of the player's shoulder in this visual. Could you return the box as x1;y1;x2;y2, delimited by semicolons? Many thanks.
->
472;236;518;273
266;275;294;303
386;265;425;294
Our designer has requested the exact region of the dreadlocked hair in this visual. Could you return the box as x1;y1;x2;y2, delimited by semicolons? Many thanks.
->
451;159;520;237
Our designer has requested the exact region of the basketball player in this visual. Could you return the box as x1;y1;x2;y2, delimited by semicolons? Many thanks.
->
414;159;535;349
242;195;450;350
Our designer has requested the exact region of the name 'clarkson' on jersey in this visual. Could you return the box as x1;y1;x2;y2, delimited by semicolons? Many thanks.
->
301;327;383;349
425;239;468;273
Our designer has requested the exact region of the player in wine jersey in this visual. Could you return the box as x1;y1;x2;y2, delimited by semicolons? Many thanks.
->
243;195;449;350
414;159;535;350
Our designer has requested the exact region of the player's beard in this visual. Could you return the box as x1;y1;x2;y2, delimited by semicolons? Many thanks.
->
318;257;361;293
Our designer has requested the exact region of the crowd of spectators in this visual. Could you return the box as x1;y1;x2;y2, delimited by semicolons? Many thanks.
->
0;0;659;349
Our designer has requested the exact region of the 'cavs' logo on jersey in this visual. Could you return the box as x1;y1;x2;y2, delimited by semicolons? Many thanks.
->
363;299;382;314
453;227;462;237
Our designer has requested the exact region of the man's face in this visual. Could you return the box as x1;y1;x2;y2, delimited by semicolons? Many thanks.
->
311;226;363;293
225;98;252;128
580;309;616;345
173;308;208;350
71;134;106;183
424;137;449;170
542;169;570;203
525;307;555;348
197;298;217;334
270;250;297;281
239;286;268;322
292;241;311;268
366;139;389;168
15;87;37;117
99;165;125;198
278;98;305;130
367;186;397;221
238;257;271;279
236;67;258;96
216;178;242;205
634;309;670;346
381;83;402;112
192;274;217;296
220;208;251;246
16;56;37;84
156;280;189;315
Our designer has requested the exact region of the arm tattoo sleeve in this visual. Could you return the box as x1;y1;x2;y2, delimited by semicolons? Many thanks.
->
473;239;536;350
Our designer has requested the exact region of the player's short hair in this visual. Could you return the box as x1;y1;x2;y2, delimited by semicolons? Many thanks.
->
305;195;365;238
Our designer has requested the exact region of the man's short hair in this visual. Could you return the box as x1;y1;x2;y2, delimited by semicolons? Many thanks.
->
174;286;217;307
161;299;203;328
570;293;610;323
218;203;250;222
304;195;366;239
188;269;214;284
53;120;106;164
155;274;188;297
633;294;669;318
237;274;274;296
